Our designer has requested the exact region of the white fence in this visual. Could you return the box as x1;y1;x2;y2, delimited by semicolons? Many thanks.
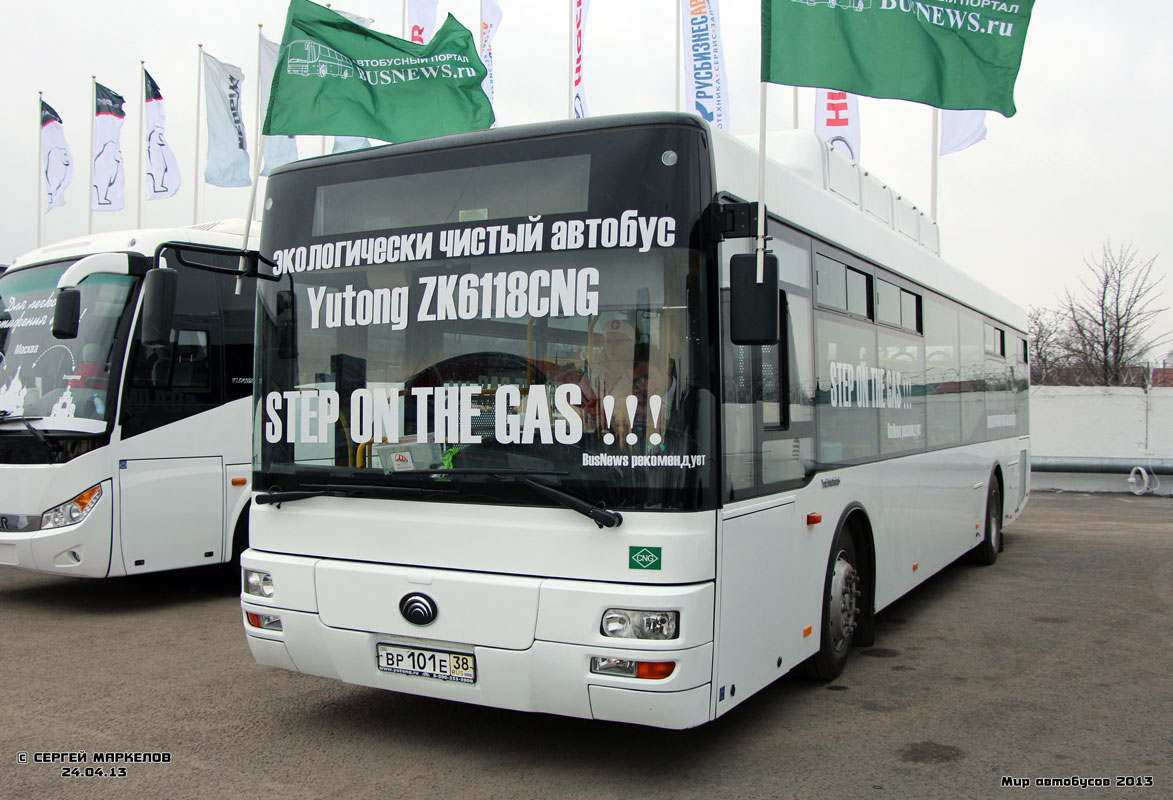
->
1029;386;1173;495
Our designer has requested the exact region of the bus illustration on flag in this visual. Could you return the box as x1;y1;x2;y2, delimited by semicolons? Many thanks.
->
792;0;871;10
286;40;357;79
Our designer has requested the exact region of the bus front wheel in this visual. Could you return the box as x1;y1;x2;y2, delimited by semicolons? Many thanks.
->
802;526;860;680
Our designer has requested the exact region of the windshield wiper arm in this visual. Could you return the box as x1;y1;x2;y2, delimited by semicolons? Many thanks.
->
256;482;459;506
0;414;59;456
395;468;621;528
514;477;623;528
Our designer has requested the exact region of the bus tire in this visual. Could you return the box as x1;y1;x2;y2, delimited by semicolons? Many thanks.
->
802;525;861;681
969;481;1002;566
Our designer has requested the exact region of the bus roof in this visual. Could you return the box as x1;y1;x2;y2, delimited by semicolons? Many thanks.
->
710;127;1027;333
7;218;259;273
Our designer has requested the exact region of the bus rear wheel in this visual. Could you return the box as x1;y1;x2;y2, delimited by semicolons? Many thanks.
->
803;528;860;680
969;481;1002;566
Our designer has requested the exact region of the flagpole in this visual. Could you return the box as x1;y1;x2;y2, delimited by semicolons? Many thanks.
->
254;23;263;176
137;61;145;229
756;82;768;282
237;134;267;294
674;0;680;112
36;91;43;248
88;76;95;235
193;44;204;225
930;107;940;219
568;1;574;119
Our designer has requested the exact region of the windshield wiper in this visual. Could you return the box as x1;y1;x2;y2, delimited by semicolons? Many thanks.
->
391;468;622;529
256;482;459;506
0;413;60;456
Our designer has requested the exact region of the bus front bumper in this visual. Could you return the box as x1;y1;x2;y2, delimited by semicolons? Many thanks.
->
240;551;716;729
243;608;713;729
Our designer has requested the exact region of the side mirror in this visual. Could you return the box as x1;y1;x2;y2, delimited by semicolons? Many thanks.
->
276;290;297;360
52;288;82;339
141;269;178;347
729;253;780;345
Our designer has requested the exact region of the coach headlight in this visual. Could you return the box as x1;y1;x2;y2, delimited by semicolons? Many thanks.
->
600;608;679;640
41;484;103;530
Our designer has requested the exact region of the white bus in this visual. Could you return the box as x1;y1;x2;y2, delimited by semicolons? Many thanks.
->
240;113;1030;729
0;221;262;578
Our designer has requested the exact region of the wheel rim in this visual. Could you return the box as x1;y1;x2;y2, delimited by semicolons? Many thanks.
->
827;549;859;653
988;494;1002;551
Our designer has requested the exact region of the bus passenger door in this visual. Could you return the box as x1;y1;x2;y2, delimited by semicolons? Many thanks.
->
115;263;228;574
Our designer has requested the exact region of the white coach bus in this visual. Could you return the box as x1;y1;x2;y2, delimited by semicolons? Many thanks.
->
0;221;263;578
239;113;1030;729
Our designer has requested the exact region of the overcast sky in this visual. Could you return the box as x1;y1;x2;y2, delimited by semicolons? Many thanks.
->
5;1;1172;357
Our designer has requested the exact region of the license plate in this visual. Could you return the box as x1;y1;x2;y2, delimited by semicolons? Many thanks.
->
376;644;476;684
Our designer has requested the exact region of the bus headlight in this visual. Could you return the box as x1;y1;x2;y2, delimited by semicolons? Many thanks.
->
243;569;274;598
40;485;103;530
600;609;679;640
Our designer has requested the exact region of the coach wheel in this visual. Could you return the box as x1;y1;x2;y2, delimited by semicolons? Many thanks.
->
970;481;1002;566
803;527;860;680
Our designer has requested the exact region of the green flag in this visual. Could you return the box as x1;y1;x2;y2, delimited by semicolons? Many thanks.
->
263;0;494;143
761;0;1035;117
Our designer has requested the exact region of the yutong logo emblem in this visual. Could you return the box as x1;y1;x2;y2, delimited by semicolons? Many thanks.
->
399;593;438;626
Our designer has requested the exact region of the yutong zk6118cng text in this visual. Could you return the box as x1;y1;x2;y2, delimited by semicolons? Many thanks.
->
240;114;1030;729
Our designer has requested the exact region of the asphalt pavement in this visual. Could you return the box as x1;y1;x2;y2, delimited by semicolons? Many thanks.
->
1;491;1169;799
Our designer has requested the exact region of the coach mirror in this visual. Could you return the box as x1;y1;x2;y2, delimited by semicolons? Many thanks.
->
729;253;781;346
141;268;178;348
52;288;82;340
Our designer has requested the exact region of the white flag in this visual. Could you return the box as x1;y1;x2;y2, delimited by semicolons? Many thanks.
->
680;0;729;130
202;50;250;188
481;0;504;107
92;83;126;211
258;35;299;176
941;110;988;156
334;9;375;28
406;0;439;44
571;0;590;118
814;89;861;162
40;100;73;212
143;70;181;200
332;136;371;153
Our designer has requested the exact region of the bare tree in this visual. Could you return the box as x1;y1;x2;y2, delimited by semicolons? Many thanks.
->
1027;306;1069;384
1062;241;1168;386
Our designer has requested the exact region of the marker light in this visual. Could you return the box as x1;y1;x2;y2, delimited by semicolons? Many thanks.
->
41;484;103;530
245;612;282;631
243;569;274;598
600;609;679;640
590;657;676;680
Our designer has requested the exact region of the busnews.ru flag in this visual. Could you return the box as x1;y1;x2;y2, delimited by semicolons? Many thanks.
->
761;0;1036;116
40;100;73;212
263;0;494;144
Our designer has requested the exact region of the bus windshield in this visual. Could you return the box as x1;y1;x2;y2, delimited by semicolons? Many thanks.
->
0;261;136;433
255;123;718;510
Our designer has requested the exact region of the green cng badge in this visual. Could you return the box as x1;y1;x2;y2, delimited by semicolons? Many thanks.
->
629;547;662;571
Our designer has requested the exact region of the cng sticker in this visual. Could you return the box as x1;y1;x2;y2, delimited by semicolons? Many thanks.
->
629;546;662;570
